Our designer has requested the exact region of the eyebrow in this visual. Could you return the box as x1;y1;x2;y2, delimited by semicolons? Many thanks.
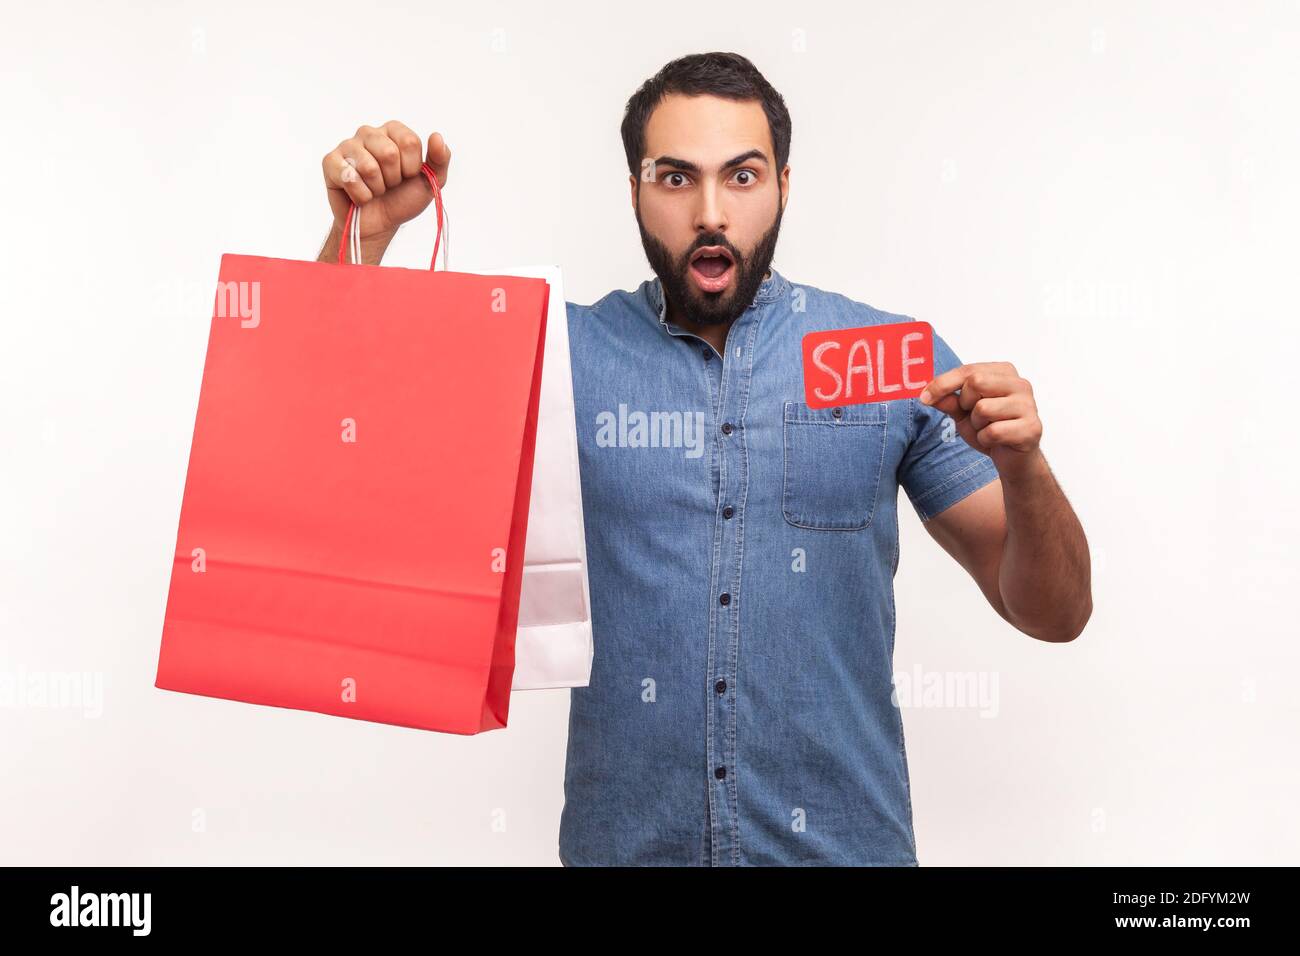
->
652;149;770;175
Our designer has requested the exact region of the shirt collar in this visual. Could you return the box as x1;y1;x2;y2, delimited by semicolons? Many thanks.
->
647;267;789;329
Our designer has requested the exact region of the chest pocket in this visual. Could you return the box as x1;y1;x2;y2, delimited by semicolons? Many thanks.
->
782;400;889;531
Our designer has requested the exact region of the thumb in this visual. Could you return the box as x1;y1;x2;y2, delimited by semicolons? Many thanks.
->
425;131;451;187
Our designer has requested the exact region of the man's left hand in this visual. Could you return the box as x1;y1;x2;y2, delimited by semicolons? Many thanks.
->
918;362;1043;478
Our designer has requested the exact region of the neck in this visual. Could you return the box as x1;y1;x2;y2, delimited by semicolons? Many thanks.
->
665;269;770;356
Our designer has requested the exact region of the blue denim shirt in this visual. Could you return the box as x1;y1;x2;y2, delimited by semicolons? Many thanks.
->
557;267;1000;865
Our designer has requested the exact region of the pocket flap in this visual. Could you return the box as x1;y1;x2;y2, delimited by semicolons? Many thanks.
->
784;400;889;426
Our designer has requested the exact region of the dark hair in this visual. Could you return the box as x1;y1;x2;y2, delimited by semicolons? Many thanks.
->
620;52;792;179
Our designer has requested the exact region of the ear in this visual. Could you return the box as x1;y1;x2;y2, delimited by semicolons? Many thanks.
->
778;163;790;212
629;173;638;213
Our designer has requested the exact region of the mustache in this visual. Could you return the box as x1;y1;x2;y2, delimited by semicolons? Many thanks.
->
682;236;742;267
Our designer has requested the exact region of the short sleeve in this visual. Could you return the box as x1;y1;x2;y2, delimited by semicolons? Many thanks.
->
898;328;1000;521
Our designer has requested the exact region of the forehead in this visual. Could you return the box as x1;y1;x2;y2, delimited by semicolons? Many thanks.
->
643;93;773;165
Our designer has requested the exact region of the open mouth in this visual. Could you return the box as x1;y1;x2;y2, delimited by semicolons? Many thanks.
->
688;245;736;293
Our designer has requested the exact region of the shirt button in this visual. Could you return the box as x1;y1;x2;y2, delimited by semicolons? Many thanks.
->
831;406;843;419
720;422;733;435
722;505;734;519
719;592;731;606
715;679;727;694
714;766;727;780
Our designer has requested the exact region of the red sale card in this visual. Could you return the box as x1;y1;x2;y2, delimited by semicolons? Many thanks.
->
801;321;934;408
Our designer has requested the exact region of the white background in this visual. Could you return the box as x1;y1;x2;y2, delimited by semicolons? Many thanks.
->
2;0;1296;865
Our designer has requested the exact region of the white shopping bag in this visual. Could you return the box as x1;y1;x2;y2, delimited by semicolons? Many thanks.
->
459;264;593;690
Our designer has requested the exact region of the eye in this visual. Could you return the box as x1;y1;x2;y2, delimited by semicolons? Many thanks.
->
664;171;690;188
732;169;758;186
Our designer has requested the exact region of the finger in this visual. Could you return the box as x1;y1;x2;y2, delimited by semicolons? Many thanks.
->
343;130;388;197
382;120;424;180
959;368;1024;414
958;378;986;414
361;128;403;189
425;131;451;186
976;418;1036;451
918;364;968;406
323;146;374;205
928;392;968;422
969;395;1024;432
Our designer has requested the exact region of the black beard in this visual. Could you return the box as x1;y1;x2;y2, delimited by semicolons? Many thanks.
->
636;198;784;327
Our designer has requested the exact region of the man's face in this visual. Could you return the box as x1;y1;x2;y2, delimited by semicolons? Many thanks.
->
631;94;789;326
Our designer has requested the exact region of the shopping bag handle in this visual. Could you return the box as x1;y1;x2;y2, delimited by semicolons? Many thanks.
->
338;160;447;270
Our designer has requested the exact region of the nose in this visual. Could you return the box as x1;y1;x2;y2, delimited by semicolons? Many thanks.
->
693;179;728;236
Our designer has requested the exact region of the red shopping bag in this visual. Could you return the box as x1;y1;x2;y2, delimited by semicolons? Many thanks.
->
156;164;549;734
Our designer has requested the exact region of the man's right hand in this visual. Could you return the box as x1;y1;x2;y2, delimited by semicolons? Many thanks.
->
318;121;451;264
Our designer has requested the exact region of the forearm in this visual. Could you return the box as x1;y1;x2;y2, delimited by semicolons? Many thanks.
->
996;451;1092;642
316;223;395;266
